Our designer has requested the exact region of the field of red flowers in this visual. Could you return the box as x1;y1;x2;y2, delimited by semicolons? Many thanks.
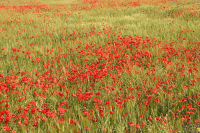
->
0;0;200;132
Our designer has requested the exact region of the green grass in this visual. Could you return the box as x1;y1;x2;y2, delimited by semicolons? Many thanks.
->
0;0;199;132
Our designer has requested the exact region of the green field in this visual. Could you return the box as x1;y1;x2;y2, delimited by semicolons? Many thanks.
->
0;0;199;132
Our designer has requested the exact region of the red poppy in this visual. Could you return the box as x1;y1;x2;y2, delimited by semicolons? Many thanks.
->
110;111;113;114
148;118;153;121
85;126;89;130
128;121;135;126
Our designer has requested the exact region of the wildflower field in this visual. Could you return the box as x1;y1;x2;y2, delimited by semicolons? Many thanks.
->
0;0;200;132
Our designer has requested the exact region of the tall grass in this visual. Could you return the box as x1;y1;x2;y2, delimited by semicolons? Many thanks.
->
0;0;199;132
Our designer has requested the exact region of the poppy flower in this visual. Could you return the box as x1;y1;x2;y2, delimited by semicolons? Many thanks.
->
128;121;135;126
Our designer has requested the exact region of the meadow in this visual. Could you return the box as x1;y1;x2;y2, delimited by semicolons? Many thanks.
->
0;0;200;132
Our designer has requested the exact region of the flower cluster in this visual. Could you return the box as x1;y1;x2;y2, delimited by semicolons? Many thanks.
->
0;0;199;132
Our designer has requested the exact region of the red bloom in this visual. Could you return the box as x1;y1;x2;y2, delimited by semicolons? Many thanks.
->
57;106;67;115
12;48;17;53
29;100;36;105
5;104;9;108
32;122;38;128
31;107;37;114
85;126;89;130
96;92;100;96
179;98;187;102
141;124;145;127
148;118;153;121
93;98;101;105
136;124;140;128
188;68;193;73
128;121;135;126
3;126;12;132
21;72;27;75
109;111;113;114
